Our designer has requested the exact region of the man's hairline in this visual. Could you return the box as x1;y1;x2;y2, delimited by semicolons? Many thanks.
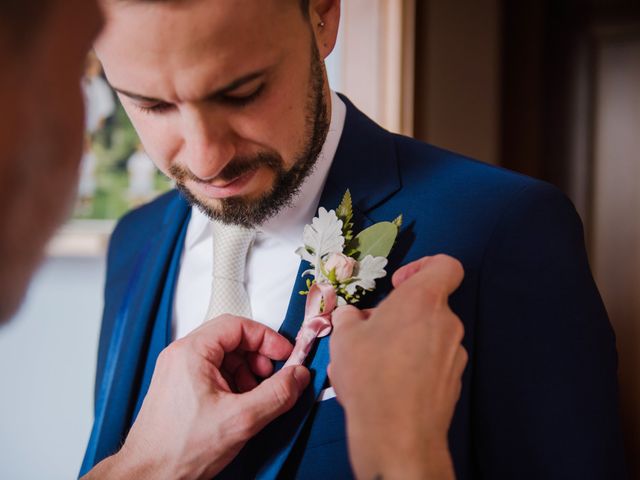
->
110;0;311;21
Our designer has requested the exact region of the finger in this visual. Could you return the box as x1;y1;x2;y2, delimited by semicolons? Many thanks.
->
325;366;343;407
332;305;368;333
220;369;236;393
360;308;375;320
234;366;310;437
221;352;261;392
205;365;233;393
392;256;433;287
453;345;468;378
247;352;274;378
235;364;259;393
191;316;293;368
398;254;464;298
221;352;250;393
222;351;247;376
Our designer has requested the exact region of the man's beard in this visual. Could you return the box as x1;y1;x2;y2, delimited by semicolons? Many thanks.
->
172;43;330;228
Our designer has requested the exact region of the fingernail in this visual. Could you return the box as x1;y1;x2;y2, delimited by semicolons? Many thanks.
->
293;366;310;390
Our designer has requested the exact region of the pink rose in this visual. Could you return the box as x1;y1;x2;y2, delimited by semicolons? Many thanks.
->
325;253;357;282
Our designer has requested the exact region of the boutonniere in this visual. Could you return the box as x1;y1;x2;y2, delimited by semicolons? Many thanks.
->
284;190;402;367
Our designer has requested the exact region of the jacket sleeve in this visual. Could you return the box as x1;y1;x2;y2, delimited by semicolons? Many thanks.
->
473;182;627;479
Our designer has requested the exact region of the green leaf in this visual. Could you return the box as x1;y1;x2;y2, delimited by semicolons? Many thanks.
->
336;189;353;222
328;267;337;285
354;222;399;260
336;190;354;241
392;214;403;229
344;246;359;257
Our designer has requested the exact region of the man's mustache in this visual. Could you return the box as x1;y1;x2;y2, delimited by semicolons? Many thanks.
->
169;152;283;184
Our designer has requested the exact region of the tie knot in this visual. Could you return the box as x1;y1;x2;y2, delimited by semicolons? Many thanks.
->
212;221;256;282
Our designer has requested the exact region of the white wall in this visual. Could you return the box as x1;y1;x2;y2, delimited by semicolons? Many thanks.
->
0;257;104;480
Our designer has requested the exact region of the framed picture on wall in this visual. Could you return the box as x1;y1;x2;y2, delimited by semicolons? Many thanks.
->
48;52;172;257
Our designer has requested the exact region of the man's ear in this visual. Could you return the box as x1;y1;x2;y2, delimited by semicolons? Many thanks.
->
309;0;340;60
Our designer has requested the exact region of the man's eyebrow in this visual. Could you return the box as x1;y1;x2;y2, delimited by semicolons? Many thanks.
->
112;70;267;104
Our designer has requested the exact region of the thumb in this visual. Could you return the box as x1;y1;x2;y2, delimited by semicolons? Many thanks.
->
234;366;310;436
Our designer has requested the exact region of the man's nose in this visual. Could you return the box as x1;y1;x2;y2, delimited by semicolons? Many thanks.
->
180;107;236;181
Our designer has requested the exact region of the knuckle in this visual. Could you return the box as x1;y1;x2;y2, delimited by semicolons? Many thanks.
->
213;313;235;324
433;254;465;285
433;253;462;270
460;346;469;365
156;341;188;372
451;315;465;341
271;376;295;410
333;305;359;324
412;284;442;308
432;253;450;263
160;339;185;360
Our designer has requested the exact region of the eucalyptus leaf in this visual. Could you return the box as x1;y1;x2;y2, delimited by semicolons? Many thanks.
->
354;222;399;260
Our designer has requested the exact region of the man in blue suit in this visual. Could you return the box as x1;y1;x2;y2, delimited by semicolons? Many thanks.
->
85;0;627;478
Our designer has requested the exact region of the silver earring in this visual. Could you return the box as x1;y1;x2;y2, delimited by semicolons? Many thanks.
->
318;20;325;28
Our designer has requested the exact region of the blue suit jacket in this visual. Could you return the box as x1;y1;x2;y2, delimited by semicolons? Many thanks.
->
81;96;627;479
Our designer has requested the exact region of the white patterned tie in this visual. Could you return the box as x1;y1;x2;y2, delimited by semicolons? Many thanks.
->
204;221;256;321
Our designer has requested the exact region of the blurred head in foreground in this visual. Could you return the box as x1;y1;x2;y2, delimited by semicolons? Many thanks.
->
0;0;102;323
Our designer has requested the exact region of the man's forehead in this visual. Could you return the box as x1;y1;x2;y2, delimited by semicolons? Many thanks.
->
99;0;302;41
96;0;306;99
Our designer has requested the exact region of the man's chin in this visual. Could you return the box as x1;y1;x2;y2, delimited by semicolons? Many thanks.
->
187;185;270;214
174;157;311;227
179;186;267;227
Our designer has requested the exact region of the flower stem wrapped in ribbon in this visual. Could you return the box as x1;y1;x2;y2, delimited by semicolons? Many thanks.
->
285;190;402;366
284;283;336;368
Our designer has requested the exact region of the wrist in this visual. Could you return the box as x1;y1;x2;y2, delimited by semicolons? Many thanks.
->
116;439;176;480
81;442;169;480
377;439;454;480
347;413;453;480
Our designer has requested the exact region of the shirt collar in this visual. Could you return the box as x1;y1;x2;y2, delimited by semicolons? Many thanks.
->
185;90;347;250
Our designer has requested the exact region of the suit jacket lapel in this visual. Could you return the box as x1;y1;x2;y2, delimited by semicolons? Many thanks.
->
255;95;401;479
80;195;190;474
277;94;400;340
132;215;190;419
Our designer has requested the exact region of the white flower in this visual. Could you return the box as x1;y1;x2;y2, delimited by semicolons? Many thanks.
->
296;207;345;280
345;255;388;295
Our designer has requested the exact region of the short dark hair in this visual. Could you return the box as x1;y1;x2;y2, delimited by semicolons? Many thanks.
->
0;0;53;50
117;0;311;20
299;0;310;19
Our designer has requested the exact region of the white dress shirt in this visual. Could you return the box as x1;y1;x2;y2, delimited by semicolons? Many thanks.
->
173;92;347;340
